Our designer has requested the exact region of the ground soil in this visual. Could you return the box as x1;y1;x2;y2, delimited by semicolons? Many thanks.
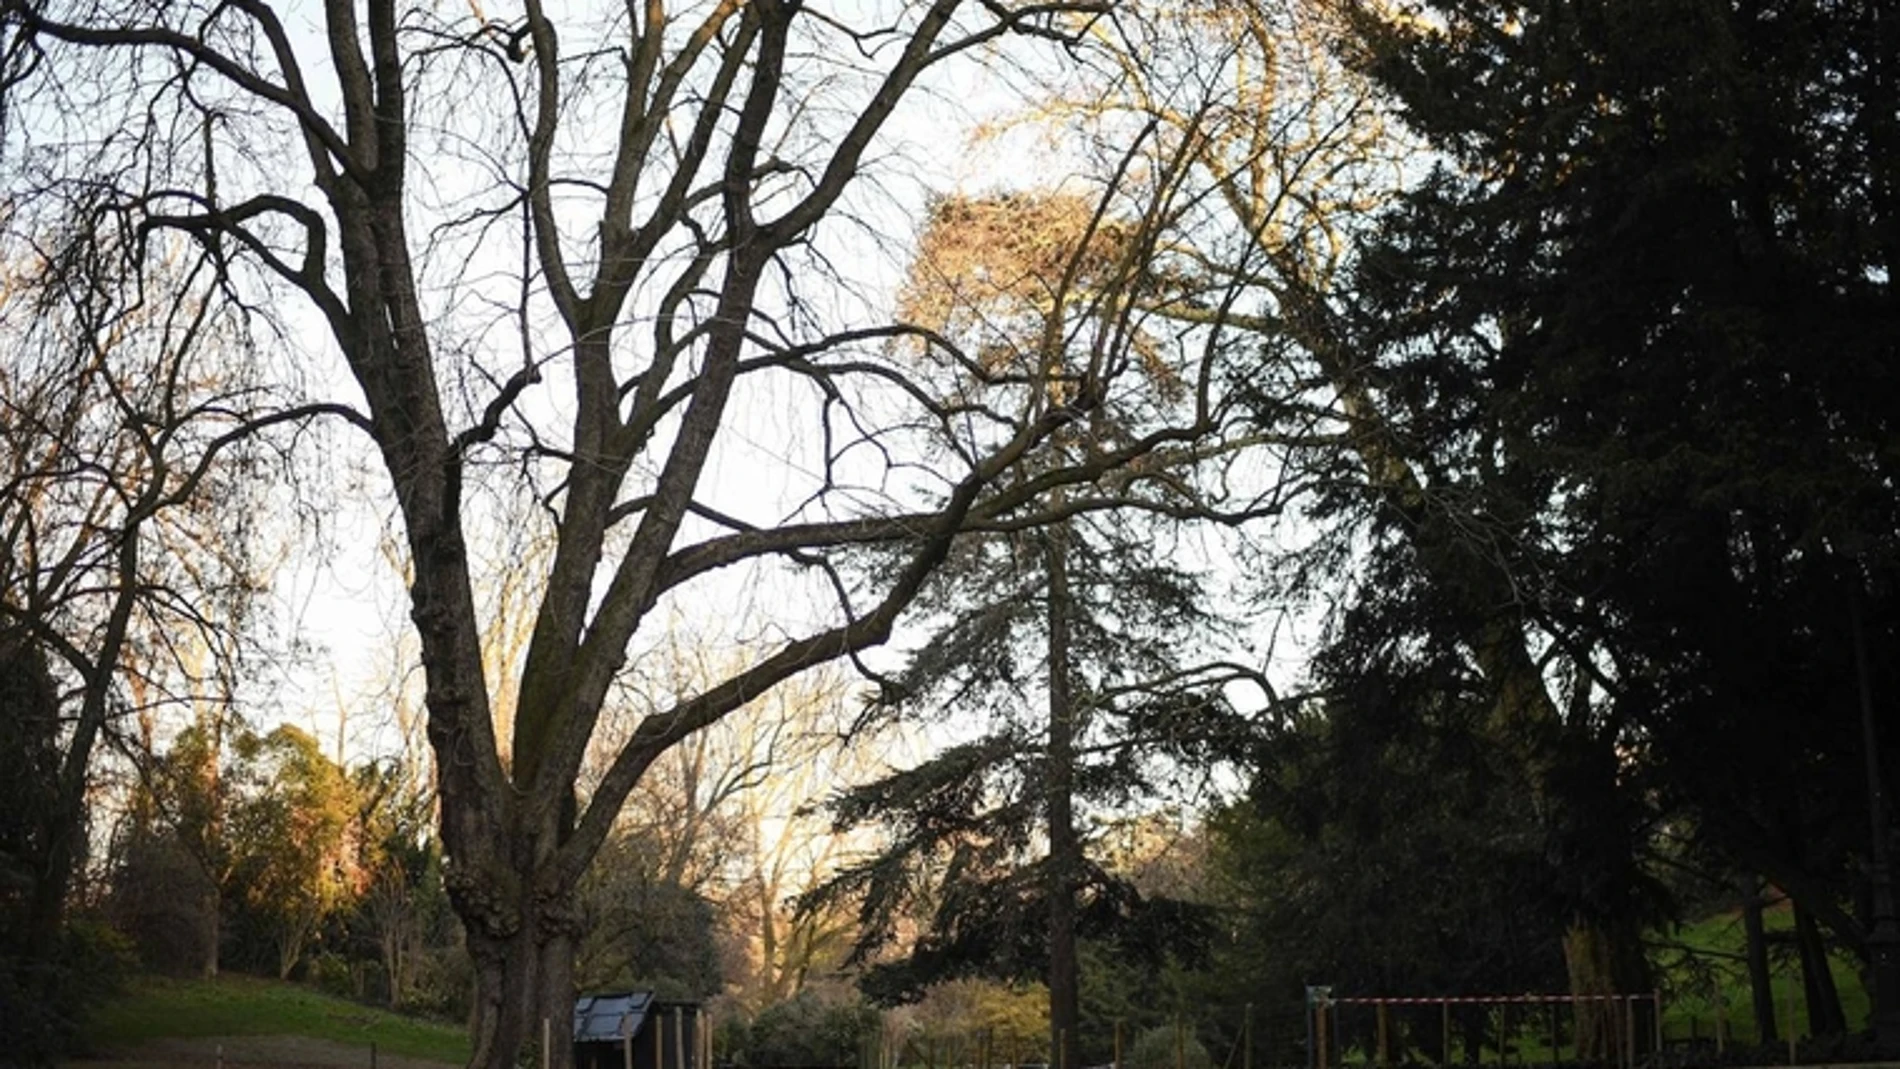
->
65;1036;460;1069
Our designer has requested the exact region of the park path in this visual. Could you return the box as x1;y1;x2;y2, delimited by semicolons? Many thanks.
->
68;1035;459;1069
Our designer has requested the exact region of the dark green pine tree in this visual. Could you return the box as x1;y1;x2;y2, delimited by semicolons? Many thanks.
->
816;504;1240;1063
1331;0;1900;1047
1207;676;1570;1051
808;191;1251;1067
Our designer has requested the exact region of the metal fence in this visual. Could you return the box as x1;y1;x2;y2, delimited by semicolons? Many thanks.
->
1307;991;1663;1068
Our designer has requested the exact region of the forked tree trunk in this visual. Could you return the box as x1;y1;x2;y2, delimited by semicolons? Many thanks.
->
277;911;316;980
1553;737;1652;1061
381;920;405;1008
465;896;580;1069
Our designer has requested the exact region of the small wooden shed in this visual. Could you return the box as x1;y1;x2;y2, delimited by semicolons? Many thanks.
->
573;992;704;1069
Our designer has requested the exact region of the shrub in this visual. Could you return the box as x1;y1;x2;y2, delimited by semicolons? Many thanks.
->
1124;1025;1212;1069
740;991;880;1068
0;919;138;1065
308;951;356;998
405;943;475;1022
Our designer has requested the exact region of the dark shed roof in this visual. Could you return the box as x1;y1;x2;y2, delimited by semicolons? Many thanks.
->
574;991;655;1043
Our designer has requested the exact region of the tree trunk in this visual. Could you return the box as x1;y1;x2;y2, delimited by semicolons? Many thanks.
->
24;819;75;963
277;913;309;980
380;912;406;1008
1045;522;1080;1069
1850;581;1900;1050
1564;923;1617;1060
1742;879;1778;1044
1556;739;1653;1061
13;636;76;968
202;881;220;979
467;916;578;1069
1459;1008;1481;1065
1794;899;1847;1037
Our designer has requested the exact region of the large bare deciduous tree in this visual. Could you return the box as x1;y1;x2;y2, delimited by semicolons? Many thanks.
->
0;2;1250;1064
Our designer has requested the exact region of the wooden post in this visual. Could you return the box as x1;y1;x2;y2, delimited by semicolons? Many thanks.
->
675;1007;686;1069
1715;989;1727;1055
1441;1001;1450;1066
625;1023;634;1069
1174;1018;1184;1069
1113;1021;1122;1069
1376;1002;1388;1068
1786;979;1797;1066
544;1018;552;1069
654;1005;663;1069
1651;991;1662;1056
1316;1000;1328;1069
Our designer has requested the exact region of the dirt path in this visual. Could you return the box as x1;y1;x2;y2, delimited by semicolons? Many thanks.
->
68;1035;460;1069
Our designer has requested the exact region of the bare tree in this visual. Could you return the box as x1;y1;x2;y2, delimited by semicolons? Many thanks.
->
709;666;883;1008
0;200;312;1000
0;3;1257;1064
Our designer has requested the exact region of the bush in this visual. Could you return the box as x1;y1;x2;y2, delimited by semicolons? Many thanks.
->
740;991;880;1068
1124;1025;1212;1069
106;830;218;974
61;919;137;1008
0;919;138;1065
405;943;474;1022
308;951;356;999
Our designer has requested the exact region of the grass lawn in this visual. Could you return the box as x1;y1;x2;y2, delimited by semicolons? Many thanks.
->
1323;902;1873;1064
95;973;471;1063
1656;903;1869;1046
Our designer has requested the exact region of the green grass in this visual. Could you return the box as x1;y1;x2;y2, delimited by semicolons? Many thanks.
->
1656;903;1870;1046
1322;902;1872;1064
95;973;471;1063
